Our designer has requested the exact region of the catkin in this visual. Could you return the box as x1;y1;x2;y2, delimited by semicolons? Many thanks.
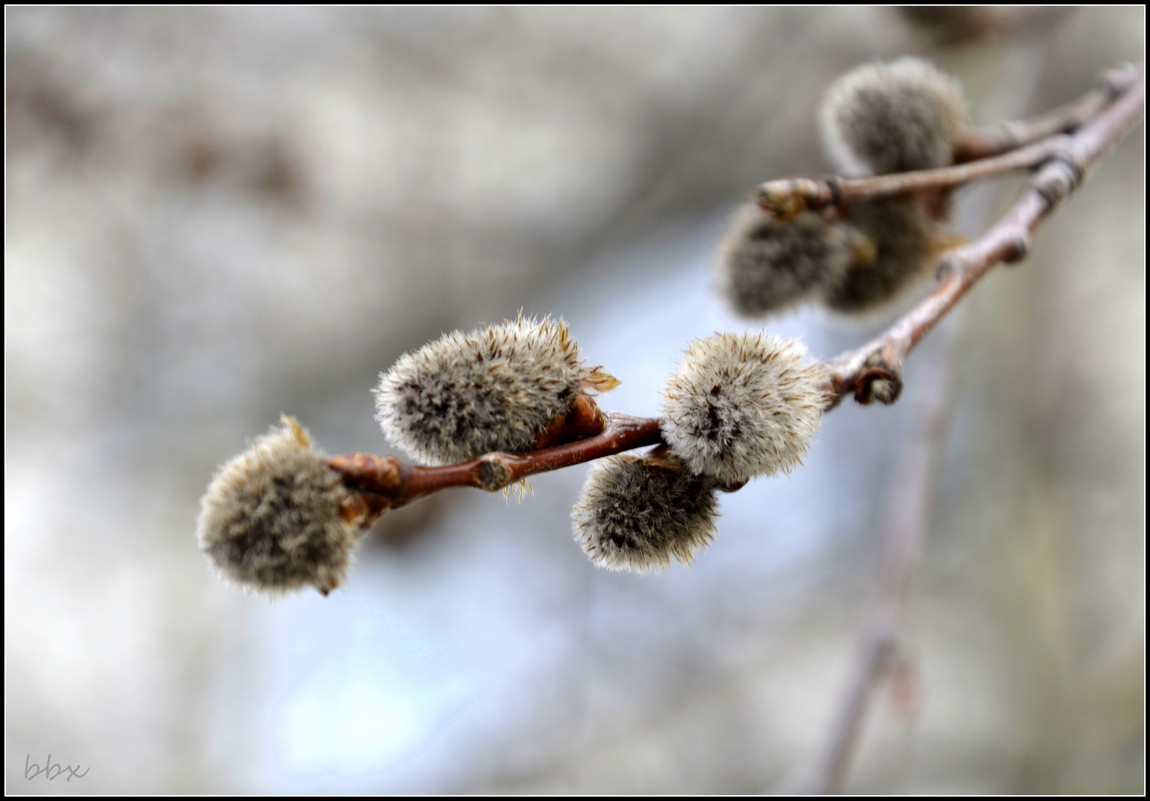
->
375;316;607;465
661;333;826;485
716;204;856;317
820;57;968;176
822;196;938;313
197;416;360;596
572;454;719;573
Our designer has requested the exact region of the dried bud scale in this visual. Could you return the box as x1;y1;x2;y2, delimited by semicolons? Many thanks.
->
572;454;719;573
715;204;857;317
197;416;362;596
374;316;614;465
661;333;825;485
820;57;968;176
822;197;938;314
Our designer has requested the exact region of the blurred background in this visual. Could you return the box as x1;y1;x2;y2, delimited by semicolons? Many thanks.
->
5;7;1143;794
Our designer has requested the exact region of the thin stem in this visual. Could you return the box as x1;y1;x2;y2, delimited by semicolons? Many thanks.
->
954;62;1140;161
754;63;1141;218
330;414;663;511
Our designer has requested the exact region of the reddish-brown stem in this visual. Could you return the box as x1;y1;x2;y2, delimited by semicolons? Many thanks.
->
329;414;663;512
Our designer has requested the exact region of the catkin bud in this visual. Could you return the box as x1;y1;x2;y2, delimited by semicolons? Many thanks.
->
196;416;362;596
820;57;968;176
822;196;938;313
661;333;825;485
375;316;616;465
897;7;999;46
572;454;718;573
715;204;859;317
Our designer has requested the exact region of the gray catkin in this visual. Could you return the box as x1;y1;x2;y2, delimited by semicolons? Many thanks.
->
572;454;719;573
374;316;593;465
822;196;937;313
660;333;826;485
820;57;968;176
196;416;360;595
715;204;856;317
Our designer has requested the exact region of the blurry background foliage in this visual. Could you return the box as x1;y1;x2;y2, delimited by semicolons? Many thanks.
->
5;7;1143;794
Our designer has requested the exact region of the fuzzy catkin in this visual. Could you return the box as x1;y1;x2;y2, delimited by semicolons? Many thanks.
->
820;57;968;176
715;204;856;317
197;416;359;595
572;454;719;573
375;316;595;465
661;333;825;485
822;196;937;313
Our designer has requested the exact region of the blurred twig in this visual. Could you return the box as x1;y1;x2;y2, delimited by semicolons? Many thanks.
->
791;317;961;795
823;64;1144;407
754;64;1141;217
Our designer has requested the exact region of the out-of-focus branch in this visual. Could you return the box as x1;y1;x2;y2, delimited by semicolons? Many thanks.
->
954;62;1139;161
823;64;1144;407
793;318;961;795
754;63;1141;218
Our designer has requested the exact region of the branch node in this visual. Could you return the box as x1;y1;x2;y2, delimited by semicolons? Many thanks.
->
477;454;515;492
755;178;830;218
1002;233;1033;264
855;355;903;405
934;252;959;279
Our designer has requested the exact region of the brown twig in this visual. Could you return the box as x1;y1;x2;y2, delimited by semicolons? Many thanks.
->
795;315;963;795
328;63;1142;517
754;63;1141;219
954;62;1140;161
329;414;664;514
823;63;1144;408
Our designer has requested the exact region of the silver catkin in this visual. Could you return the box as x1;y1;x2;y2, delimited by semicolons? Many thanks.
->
822;196;938;314
661;333;826;485
820;57;968;176
715;204;856;317
374;316;598;465
196;416;360;596
572;454;719;573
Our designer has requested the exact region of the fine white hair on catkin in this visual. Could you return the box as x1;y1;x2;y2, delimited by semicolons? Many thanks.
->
715;204;856;317
660;333;826;485
374;315;593;465
196;416;360;596
820;57;968;177
572;454;719;573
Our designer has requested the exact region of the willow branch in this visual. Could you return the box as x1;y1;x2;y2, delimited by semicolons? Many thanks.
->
755;63;1141;218
954;62;1140;161
824;63;1143;407
329;63;1142;516
330;414;663;515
